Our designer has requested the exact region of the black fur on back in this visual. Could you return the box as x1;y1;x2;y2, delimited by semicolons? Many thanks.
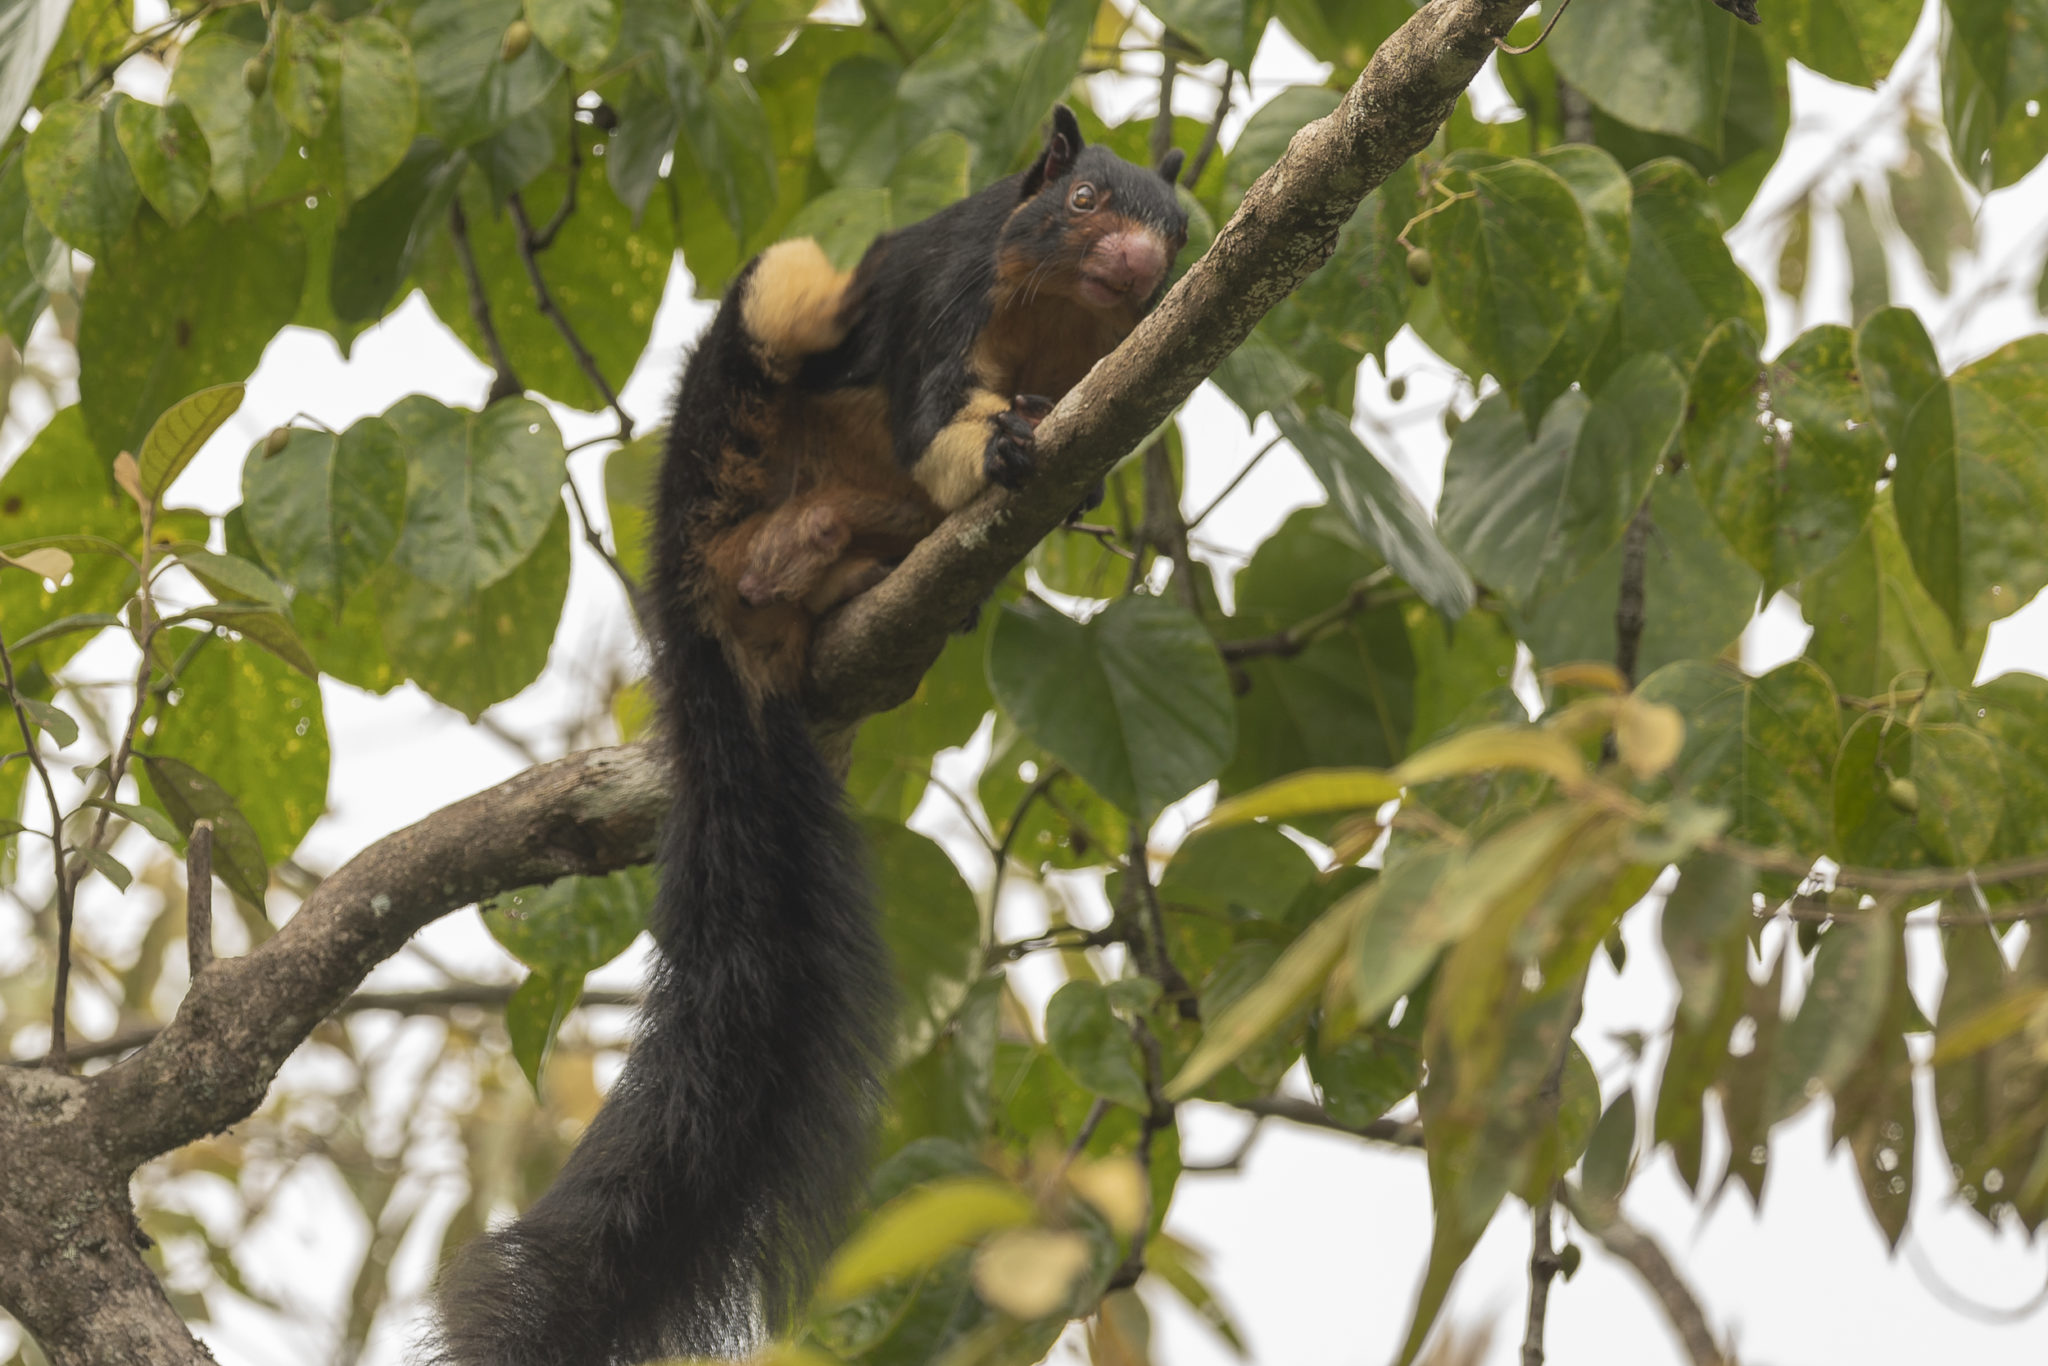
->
420;262;896;1365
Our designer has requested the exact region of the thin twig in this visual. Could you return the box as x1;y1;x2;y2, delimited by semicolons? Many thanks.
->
1218;568;1396;661
1121;824;1198;1019
563;465;645;619
0;626;75;1069
1187;432;1283;531
1184;70;1233;187
1141;437;1203;614
9;984;645;1067
1522;1195;1562;1365
1495;0;1575;55
529;136;584;253
1106;1018;1172;1291
185;819;214;975
1150;57;1178;168
508;193;632;432
986;766;1060;919
1222;1094;1423;1148
1182;1115;1265;1173
448;198;526;404
1562;1185;1727;1365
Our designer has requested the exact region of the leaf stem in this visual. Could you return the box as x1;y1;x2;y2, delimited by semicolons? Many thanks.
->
0;624;76;1068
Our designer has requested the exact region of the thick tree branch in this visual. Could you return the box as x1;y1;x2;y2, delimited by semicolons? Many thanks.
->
804;0;1533;728
86;745;664;1164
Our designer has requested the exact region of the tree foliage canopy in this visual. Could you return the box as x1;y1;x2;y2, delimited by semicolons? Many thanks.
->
3;1;2047;1363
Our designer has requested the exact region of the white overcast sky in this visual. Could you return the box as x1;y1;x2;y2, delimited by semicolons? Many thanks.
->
6;2;2048;1363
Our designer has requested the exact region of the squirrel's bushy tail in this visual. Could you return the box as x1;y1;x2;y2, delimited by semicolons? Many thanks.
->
422;619;893;1364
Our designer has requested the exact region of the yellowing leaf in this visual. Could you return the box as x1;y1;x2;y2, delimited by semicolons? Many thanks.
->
138;384;246;505
0;547;72;579
1165;885;1372;1100
1204;768;1402;830
1542;661;1630;693
1067;1156;1146;1236
1930;984;2048;1066
971;1228;1091;1319
1615;697;1685;778
1395;724;1587;789
818;1177;1034;1303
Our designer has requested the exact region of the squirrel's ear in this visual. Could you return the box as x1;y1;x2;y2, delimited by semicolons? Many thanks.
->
1157;147;1185;185
1022;104;1084;197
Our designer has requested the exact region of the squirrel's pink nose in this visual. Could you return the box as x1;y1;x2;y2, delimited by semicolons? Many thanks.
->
1083;230;1169;299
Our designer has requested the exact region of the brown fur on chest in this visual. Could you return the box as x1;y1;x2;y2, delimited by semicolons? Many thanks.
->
975;289;1135;399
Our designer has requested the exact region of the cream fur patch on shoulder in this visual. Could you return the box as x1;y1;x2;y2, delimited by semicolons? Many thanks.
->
743;239;853;361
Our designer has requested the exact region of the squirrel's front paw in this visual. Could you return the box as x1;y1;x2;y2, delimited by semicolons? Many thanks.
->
984;410;1038;489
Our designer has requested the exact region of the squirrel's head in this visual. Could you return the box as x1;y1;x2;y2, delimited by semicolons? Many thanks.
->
1002;105;1190;316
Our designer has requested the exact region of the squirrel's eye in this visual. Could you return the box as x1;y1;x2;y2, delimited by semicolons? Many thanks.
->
1068;183;1097;212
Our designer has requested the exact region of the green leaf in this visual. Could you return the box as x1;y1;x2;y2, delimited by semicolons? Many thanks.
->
1841;184;1890;324
1763;909;1893;1125
1277;406;1474;621
1517;144;1632;415
407;0;565;148
866;818;981;1059
1635;659;1841;849
1420;152;1589;388
1899;334;2048;634
524;0;621;70
172;547;288;611
1209;329;1313;422
385;499;571;719
675;67;780;243
0;151;50;344
169;32;287;213
1045;981;1150;1111
1887;116;1975;293
1579;1088;1638;1218
82;797;183;847
241;417;408;616
17;695;77;748
1586;160;1764;386
175;603;320;678
850;620;994;820
1437;355;1685;610
77;206;306;461
1514;458;1760;678
112;97;212;230
1833;709;1923;871
336;16;422;200
329;138;466;324
1801;491;1982;699
138;754;270;907
1549;0;1733;149
146;636;329;863
987;594;1234;822
1218;507;1416;795
1776;0;1917;87
0;410;134;673
815;53;912;188
0;2;72;147
1942;0;2048;190
1148;0;1253;68
1685;321;1886;592
8;612;122;652
1661;852;1756;1029
274;11;343;137
137;383;244;505
894;0;1093;183
417;160;673;411
383;396;565;599
1166;888;1367;1100
1831;960;1919;1248
23;98;138;259
782;130;971;268
505;968;579;1095
1912;693;2004;867
483;866;652;975
77;843;132;892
